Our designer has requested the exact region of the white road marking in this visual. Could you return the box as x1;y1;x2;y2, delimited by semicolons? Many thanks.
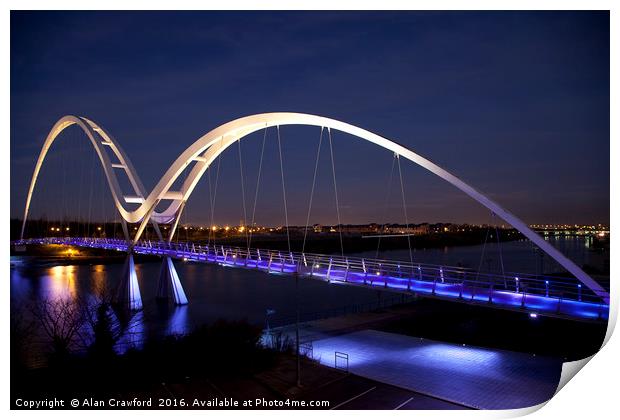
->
394;397;414;410
330;386;377;410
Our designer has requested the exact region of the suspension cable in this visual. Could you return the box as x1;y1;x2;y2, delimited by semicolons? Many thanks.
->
396;154;414;267
62;133;68;231
99;153;105;237
376;154;397;259
237;138;249;250
302;127;324;255
76;135;85;237
86;144;96;237
181;159;191;243
208;140;223;247
248;126;268;250
327;128;344;257
494;214;506;281
206;161;214;245
476;221;491;280
276;126;291;254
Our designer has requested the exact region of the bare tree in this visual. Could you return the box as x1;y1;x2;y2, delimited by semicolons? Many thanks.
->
30;298;85;361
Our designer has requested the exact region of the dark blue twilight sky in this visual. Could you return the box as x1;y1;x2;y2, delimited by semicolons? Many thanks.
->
10;11;609;226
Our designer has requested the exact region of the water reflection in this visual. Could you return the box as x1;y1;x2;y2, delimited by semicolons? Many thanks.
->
90;265;108;296
166;305;190;336
115;310;145;353
10;237;608;366
45;265;77;300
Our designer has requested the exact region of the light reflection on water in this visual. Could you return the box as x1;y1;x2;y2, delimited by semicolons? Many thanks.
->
11;257;402;363
167;306;190;336
45;265;78;300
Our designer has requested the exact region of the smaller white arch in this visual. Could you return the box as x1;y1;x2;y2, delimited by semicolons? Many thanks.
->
21;116;134;239
20;115;164;240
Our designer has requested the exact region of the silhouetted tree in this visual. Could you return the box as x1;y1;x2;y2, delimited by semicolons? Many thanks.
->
30;298;85;364
82;283;142;359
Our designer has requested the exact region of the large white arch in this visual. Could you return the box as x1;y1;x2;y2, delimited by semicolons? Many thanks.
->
21;112;610;303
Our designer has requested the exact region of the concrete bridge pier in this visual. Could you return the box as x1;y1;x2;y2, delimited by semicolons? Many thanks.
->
114;253;143;311
157;256;188;305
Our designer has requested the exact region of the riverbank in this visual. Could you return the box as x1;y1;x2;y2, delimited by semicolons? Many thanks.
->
273;297;607;361
10;244;160;266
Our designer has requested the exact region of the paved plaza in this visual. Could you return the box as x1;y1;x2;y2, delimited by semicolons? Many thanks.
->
310;329;563;409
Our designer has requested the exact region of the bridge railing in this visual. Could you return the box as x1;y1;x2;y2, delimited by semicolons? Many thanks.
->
15;237;608;309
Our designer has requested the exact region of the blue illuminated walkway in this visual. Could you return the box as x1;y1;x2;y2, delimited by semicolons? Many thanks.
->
15;237;609;321
311;329;562;410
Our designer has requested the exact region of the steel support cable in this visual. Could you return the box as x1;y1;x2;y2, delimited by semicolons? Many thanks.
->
76;136;85;237
237;138;250;250
59;130;65;231
53;150;60;234
206;162;214;246
301;127;324;256
248;126;268;250
99;161;105;237
396;154;414;267
62;133;68;229
179;160;191;244
40;144;51;236
41;155;48;238
184;202;189;243
177;199;189;243
493;214;506;284
276;126;292;255
327;128;344;257
376;154;397;259
109;166;115;238
208;141;223;247
476;219;492;281
86;145;96;237
80;136;88;236
113;202;118;239
81;136;90;236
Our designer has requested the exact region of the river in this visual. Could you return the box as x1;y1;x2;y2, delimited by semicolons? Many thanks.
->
10;236;608;366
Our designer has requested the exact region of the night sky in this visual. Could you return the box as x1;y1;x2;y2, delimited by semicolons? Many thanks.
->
10;11;609;227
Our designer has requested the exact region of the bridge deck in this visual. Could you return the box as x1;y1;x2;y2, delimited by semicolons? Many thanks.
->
16;237;609;322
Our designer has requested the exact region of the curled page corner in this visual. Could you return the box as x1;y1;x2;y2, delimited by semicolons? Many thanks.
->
555;356;594;396
497;401;549;418
553;293;617;397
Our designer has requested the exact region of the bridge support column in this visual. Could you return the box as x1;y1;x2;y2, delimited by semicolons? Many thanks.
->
114;253;143;311
157;256;188;305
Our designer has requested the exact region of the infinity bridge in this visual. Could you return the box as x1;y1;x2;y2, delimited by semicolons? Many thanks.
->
15;237;609;322
18;112;610;321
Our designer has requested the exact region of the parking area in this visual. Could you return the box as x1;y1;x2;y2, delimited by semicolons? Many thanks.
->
302;374;470;410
